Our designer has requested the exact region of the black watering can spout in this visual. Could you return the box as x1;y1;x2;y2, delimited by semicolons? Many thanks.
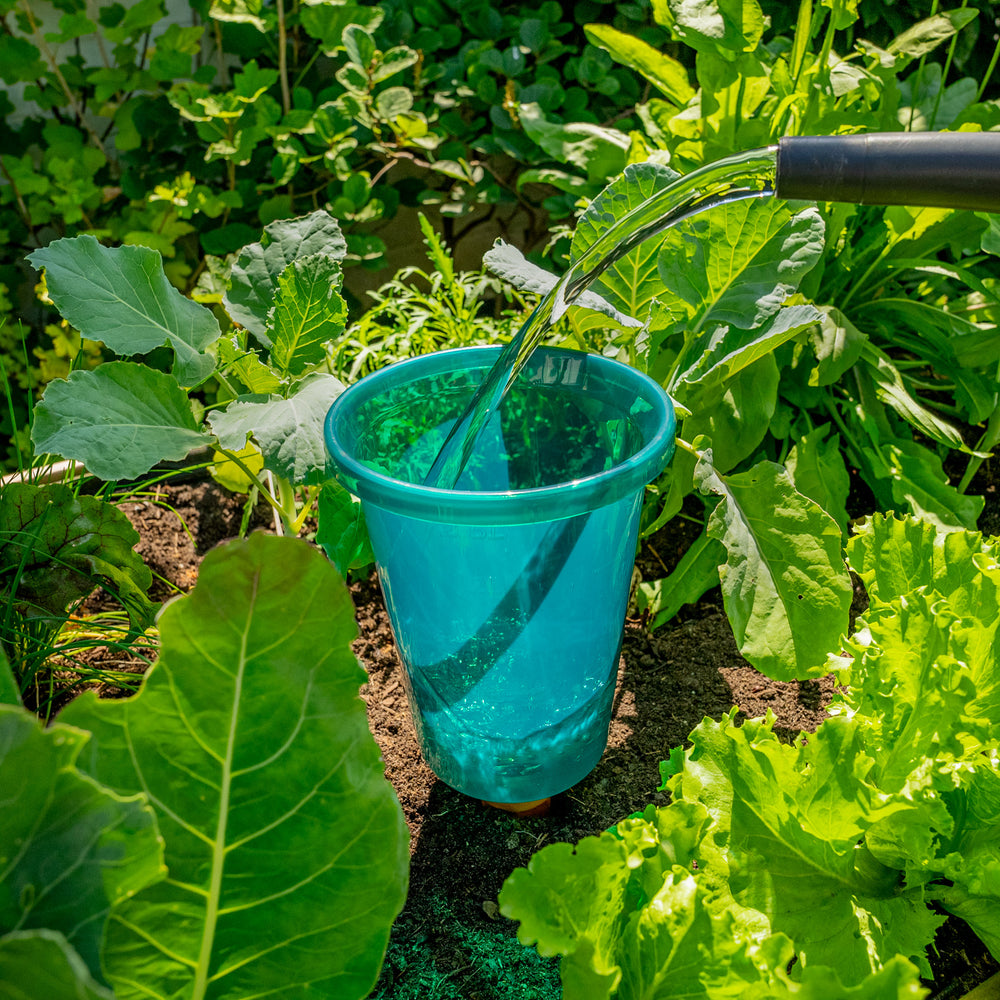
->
775;132;1000;213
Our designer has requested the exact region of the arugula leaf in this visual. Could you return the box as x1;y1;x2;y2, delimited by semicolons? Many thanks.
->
30;361;211;481
27;235;220;388
696;454;851;680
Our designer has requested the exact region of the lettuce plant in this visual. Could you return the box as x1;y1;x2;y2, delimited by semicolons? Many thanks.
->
0;532;409;999
498;513;1000;997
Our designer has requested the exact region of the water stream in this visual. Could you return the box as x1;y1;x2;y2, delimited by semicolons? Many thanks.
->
422;145;779;489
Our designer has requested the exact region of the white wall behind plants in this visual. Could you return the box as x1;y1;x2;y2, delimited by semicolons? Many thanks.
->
6;0;198;125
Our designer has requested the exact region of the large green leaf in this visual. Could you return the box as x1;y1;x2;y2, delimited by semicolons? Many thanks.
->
655;201;825;334
224;211;347;347
696;454;852;680
31;362;211;481
0;930;115;1000
60;534;408;1000
27;235;220;388
0;483;155;627
668;712;944;984
584;24;693;104
784;425;851;536
570;161;680;325
636;527;724;631
0;707;164;982
209;372;346;486
269;254;348;379
518;103;630;184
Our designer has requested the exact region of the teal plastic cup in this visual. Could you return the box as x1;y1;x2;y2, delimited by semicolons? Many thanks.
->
324;346;675;805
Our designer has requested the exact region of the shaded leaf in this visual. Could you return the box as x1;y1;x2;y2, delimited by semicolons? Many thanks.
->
316;480;374;576
31;362;210;481
584;24;693;104
0;930;116;1000
0;483;155;628
636;527;724;631
0;708;164;981
60;534;408;1000
784;425;851;536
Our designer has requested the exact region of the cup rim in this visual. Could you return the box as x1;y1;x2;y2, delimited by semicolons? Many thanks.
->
324;345;676;524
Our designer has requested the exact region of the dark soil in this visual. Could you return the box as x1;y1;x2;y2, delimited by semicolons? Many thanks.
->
73;479;999;1000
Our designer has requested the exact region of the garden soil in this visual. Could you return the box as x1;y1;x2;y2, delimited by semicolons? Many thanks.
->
77;478;1000;1000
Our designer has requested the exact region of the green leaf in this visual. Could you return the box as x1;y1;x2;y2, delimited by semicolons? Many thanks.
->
30;362;211;481
656;202;825;334
668;712;944;983
269;255;348;378
0;483;155;629
343;24;375;67
59;534;408;1000
784;425;851;536
299;3;384;55
0;931;116;1000
27;235;220;388
571;162;680;325
888;8;979;67
651;0;765;55
316;481;374;576
0;647;17;706
225;211;347;348
674;303;821;401
584;25;693;104
483;241;643;331
518;103;630;183
217;331;283;394
696;454;852;680
636;527;724;631
209;372;346;486
0;707;164;981
803;306;867;386
0;37;46;85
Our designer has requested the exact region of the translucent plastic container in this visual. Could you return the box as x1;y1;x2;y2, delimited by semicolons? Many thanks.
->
324;346;676;804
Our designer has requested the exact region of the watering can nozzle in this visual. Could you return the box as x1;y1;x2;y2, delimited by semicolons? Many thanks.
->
776;132;1000;213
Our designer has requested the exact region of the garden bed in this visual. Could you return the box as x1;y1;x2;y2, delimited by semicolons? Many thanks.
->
72;477;1000;999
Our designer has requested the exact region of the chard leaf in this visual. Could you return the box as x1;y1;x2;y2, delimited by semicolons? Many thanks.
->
696;454;851;680
784;425;851;536
875;437;983;532
225;210;347;347
30;362;211;481
209;372;346;485
860;342;970;453
571;161;680;325
269;253;348;378
636;527;724;631
0;483;155;629
27;235;219;388
59;534;409;1000
483;242;642;330
584;25;693;104
0;708;164;983
0;930;115;1000
655;201;825;333
668;712;944;983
